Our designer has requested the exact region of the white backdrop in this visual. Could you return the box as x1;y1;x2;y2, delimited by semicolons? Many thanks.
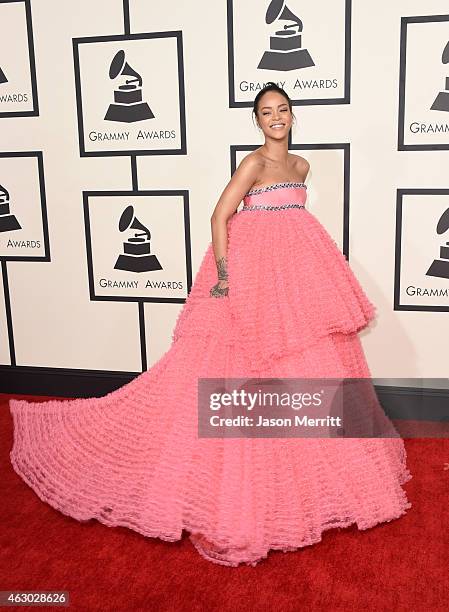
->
1;0;449;388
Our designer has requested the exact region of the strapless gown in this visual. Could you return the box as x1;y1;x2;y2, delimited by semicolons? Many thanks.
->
8;181;412;567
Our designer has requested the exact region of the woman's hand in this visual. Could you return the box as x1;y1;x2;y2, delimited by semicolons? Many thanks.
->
210;279;229;298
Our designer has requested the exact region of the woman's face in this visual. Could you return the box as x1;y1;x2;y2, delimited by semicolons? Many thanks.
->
256;91;293;140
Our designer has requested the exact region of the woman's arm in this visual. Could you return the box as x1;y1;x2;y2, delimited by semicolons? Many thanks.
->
209;156;259;297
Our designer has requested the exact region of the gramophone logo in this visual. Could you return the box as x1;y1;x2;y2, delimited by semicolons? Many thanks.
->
398;15;449;150
0;0;38;117
104;50;155;123
394;190;449;311
73;32;186;155
257;0;315;71
228;0;350;106
114;205;162;272
430;41;449;112
0;184;22;232
84;190;191;301
0;151;48;259
426;205;449;280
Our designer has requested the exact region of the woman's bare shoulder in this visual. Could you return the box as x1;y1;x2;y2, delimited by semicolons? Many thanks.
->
240;148;265;168
288;152;310;168
289;153;310;179
234;150;265;183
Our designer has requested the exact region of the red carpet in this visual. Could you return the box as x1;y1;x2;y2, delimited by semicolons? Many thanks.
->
1;393;448;611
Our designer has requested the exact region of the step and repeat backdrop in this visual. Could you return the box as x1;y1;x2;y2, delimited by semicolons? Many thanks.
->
0;0;448;384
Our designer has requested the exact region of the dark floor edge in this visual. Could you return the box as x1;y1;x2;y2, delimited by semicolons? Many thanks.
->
0;367;448;421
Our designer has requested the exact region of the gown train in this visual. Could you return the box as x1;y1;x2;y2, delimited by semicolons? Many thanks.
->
9;182;412;567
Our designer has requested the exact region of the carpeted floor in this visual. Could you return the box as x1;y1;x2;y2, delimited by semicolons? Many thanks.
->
1;393;448;612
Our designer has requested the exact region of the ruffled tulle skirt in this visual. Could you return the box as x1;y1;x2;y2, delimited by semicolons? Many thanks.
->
9;206;412;567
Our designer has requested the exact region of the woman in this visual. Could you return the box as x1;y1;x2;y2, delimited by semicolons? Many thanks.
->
9;82;412;568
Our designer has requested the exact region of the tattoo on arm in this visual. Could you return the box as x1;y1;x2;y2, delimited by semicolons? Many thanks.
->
217;256;228;281
210;282;229;297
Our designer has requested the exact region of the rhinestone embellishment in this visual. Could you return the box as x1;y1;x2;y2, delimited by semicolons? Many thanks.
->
245;181;307;196
241;203;306;212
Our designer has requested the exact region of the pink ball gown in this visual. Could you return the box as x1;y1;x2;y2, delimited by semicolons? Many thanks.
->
9;181;412;567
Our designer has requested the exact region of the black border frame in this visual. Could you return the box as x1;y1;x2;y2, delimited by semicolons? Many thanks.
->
227;0;352;108
394;188;449;311
0;150;49;262
398;14;449;151
72;31;187;157
0;0;39;118
83;189;192;303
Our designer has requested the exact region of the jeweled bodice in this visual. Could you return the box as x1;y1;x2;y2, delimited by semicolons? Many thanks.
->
242;181;307;211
